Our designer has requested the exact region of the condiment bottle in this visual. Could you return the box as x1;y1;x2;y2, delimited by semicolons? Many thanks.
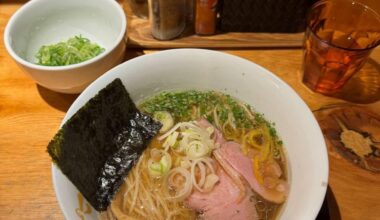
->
148;0;187;40
195;0;218;35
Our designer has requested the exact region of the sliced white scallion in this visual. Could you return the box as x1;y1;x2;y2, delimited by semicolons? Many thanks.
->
163;131;179;151
158;122;187;141
186;140;210;159
206;126;215;136
203;174;220;192
166;167;193;202
191;159;206;192
154;111;174;133
159;121;217;157
148;149;172;177
191;158;218;193
180;157;192;169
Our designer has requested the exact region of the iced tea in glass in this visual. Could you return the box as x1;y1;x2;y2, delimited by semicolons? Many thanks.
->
302;0;380;95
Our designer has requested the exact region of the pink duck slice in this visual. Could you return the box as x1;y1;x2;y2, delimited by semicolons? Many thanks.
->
216;141;286;204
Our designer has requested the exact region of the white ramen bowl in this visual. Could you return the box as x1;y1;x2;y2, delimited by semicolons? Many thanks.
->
52;49;328;220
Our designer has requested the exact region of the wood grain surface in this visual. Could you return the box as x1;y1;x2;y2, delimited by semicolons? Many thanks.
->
1;3;65;219
1;1;380;220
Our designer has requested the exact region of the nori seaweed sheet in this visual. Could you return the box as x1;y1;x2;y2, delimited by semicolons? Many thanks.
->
47;78;161;211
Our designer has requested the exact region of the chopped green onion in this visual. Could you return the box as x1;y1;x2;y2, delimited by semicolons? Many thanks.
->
140;91;259;129
269;126;277;137
35;35;105;66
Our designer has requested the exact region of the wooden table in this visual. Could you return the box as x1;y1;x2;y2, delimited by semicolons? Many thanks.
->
1;2;380;220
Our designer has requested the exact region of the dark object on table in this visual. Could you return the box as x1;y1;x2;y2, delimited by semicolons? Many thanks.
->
316;195;330;220
47;78;162;211
219;0;317;33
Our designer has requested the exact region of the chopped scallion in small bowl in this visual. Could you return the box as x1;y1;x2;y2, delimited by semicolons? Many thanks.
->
35;35;105;66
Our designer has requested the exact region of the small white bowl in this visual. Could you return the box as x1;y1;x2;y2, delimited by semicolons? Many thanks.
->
52;49;329;220
4;0;127;94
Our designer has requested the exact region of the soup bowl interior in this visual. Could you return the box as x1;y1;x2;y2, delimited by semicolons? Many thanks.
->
52;49;328;219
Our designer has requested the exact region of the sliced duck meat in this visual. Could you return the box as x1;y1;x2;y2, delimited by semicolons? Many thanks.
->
202;190;257;220
216;142;287;204
186;168;258;220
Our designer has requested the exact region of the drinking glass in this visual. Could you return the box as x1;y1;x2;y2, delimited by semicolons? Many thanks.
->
302;0;380;95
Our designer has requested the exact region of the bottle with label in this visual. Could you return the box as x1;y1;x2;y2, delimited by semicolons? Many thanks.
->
195;0;218;35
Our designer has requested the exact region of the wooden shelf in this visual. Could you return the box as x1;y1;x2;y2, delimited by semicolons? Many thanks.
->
124;4;304;49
